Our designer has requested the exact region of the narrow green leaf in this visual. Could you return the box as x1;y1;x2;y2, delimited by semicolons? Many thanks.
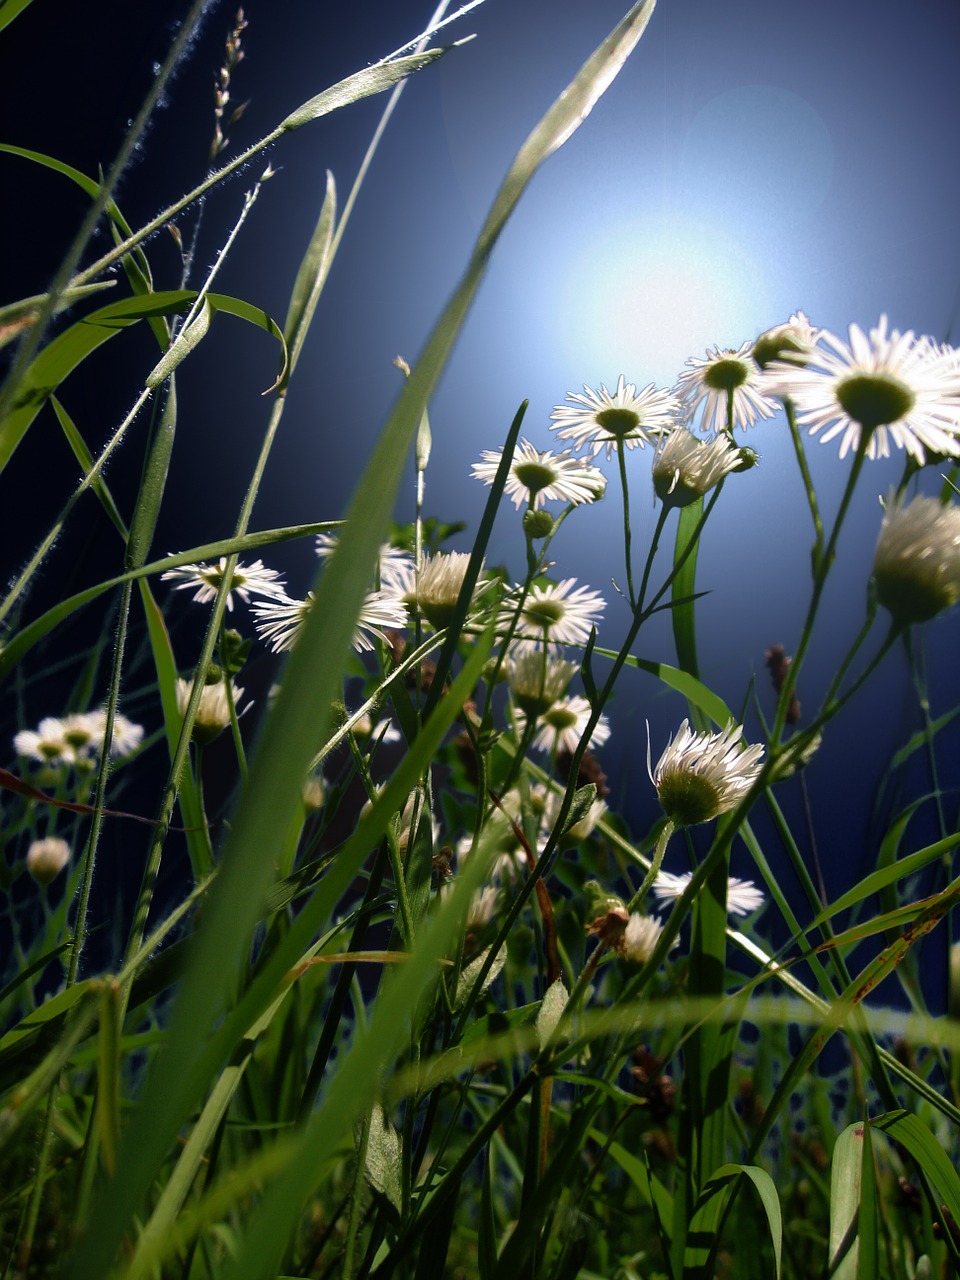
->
96;981;122;1176
0;283;116;350
478;1145;498;1280
874;1109;960;1241
145;298;213;388
50;394;128;539
365;1102;403;1218
282;170;336;379
684;1163;782;1280
0;0;36;34
126;377;177;568
595;649;732;728
828;1123;864;1280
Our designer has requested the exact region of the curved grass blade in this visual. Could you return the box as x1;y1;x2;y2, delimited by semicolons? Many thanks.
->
683;1163;782;1280
595;648;732;727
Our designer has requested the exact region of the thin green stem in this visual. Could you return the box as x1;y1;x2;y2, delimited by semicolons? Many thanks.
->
616;443;636;607
783;396;824;573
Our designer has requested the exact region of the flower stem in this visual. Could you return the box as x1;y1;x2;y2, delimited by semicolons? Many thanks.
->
616;443;637;607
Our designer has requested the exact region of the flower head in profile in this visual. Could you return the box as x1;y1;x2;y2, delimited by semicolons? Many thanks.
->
674;342;778;436
14;717;73;766
872;490;960;625
175;676;245;745
652;428;742;508
161;557;287;611
649;720;764;826
82;709;144;757
622;913;666;964
386;551;487;630
752;311;821;370
506;645;577;717
26;836;71;885
763;316;960;462
472;438;607;509
653;870;765;917
502;578;606;648
517;694;611;756
253;589;408;654
551;376;680;458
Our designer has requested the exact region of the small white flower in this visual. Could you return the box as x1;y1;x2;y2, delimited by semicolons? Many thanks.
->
26;836;70;885
175;677;245;745
253;589;408;654
551;376;680;458
501;578;606;648
652;428;742;508
161;556;287;611
506;645;577;717
763;315;960;462
316;533;414;592
675;342;778;436
872;490;960;625
350;712;402;745
471;438;607;509
517;695;611;756
649;720;764;826
467;885;502;931
83;708;144;757
622;913;665;964
752;311;821;370
388;551;486;630
653;870;765;917
14;717;72;765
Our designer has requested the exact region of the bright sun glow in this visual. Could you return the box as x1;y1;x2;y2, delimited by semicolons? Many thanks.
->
556;212;773;387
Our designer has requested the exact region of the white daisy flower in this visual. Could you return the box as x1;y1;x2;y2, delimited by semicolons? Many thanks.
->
83;709;144;757
315;533;414;592
467;885;502;931
653;870;765;917
752;311;821;371
652;428;742;509
501;578;606;648
872;490;960;625
622;913;666;964
161;556;287;611
517;695;611;756
175;677;245;745
649;719;764;826
551;376;680;459
471;438;607;509
253;589;408;655
14;717;73;765
506;645;577;717
675;343;778;437
26;836;71;885
763;315;960;462
386;551;487;630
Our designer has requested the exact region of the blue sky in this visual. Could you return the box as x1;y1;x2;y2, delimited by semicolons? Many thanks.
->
3;0;959;908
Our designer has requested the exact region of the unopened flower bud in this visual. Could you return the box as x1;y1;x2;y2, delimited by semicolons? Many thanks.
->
523;509;556;539
27;837;70;885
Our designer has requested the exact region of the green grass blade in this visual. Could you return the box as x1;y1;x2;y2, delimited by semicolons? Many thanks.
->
0;0;36;33
683;1163;782;1280
595;649;732;727
50;394;128;539
282;169;336;380
96;982;122;1177
873;1109;960;1251
828;1124;863;1279
671;498;703;685
279;48;451;131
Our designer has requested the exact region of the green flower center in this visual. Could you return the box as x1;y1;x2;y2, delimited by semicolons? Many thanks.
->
523;599;565;627
39;741;64;761
594;407;641;438
514;461;558;495
836;374;915;431
543;706;577;731
62;728;93;749
656;769;722;826
703;359;749;392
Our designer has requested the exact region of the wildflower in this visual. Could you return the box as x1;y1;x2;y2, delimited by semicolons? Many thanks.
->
471;438;607;509
252;589;408;654
652;428;742;508
391;551;485;630
175;677;244;745
302;775;326;811
350;712;402;745
26;836;70;885
649;720;764;826
14;717;72;765
316;533;414;592
506;645;577;717
752;311;821;370
161;556;287;610
467;885;502;932
653;870;765;917
502;578;605;648
872;490;960;625
674;342;778;436
622;913;666;964
763;315;960;462
551;376;680;459
83;709;144;757
517;695;611;756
